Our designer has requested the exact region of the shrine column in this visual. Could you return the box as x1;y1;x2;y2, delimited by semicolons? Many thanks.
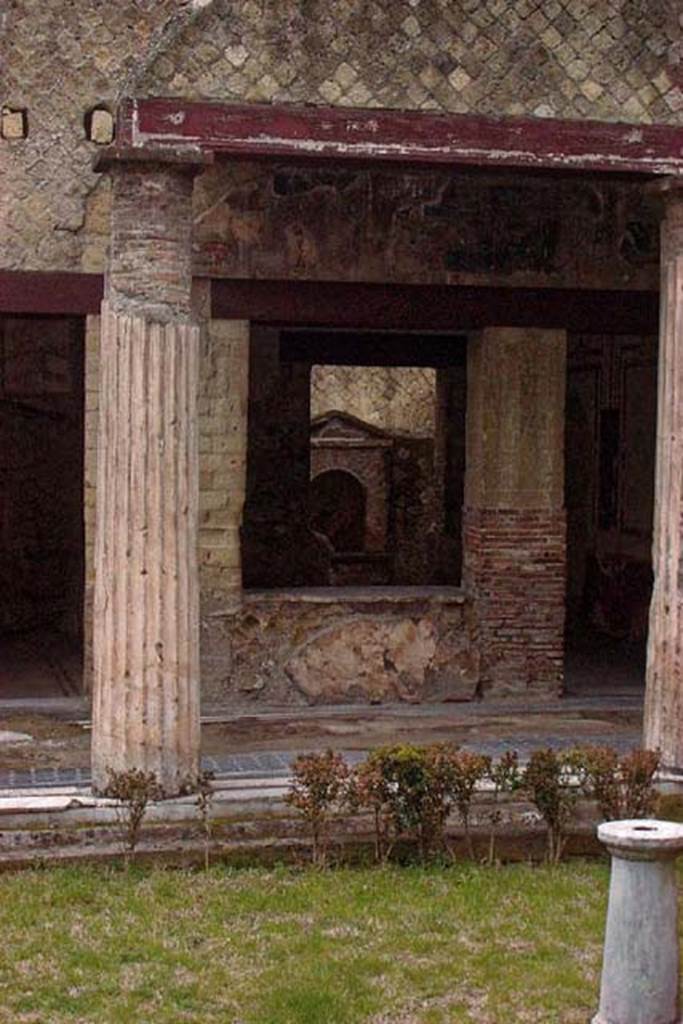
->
91;147;210;796
645;180;683;773
463;327;567;697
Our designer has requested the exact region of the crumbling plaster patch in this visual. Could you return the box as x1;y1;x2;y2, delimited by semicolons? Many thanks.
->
1;0;207;271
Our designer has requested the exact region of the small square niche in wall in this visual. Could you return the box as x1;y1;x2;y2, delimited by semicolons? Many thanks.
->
1;107;28;139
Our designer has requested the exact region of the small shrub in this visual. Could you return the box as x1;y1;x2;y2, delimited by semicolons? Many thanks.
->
348;756;393;864
486;750;522;865
352;743;488;863
620;748;660;818
285;749;349;867
194;769;216;871
443;749;491;860
523;749;577;863
568;745;620;821
570;745;660;821
360;744;440;863
104;768;163;865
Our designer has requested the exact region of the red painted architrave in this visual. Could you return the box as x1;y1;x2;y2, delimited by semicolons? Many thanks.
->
212;279;659;335
0;271;104;315
120;97;683;176
0;271;659;335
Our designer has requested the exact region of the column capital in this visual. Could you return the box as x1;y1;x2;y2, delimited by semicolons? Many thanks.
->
98;146;211;321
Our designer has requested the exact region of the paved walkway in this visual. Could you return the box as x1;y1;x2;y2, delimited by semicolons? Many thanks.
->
0;691;643;721
0;701;643;790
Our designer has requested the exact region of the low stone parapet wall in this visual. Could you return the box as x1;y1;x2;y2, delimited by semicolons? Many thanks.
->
200;586;478;706
0;779;602;871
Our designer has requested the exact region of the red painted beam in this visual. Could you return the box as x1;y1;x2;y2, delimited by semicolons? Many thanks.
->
0;271;103;315
212;279;659;335
0;271;659;336
121;97;683;177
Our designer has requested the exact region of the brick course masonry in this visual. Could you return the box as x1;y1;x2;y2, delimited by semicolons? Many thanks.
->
463;508;567;697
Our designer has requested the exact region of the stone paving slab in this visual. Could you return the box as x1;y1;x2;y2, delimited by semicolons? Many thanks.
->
0;729;642;791
0;692;643;724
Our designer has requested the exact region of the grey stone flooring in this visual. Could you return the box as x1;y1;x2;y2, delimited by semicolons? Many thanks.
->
0;691;643;721
0;726;642;791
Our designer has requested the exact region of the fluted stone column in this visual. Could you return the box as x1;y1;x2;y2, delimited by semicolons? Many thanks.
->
91;147;210;795
645;180;683;775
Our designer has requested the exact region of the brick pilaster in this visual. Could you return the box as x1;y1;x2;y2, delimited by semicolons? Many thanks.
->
463;508;566;696
464;327;567;697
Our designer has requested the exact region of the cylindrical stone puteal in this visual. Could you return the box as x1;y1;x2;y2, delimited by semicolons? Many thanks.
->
594;820;683;1024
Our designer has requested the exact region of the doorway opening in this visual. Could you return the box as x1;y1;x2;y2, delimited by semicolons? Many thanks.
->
0;316;85;697
242;327;466;591
564;333;656;695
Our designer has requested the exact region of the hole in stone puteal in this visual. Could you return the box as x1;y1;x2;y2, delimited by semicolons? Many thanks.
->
633;826;657;832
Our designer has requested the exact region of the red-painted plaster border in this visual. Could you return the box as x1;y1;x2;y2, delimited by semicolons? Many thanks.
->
120;97;683;177
211;279;659;334
0;271;659;334
0;271;104;315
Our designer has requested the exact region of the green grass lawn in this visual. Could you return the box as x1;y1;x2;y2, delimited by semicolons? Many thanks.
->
0;862;612;1023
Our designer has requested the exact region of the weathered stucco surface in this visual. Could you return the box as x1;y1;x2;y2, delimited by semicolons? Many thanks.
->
201;589;478;705
78;165;664;289
193;166;663;290
2;0;681;273
1;0;201;272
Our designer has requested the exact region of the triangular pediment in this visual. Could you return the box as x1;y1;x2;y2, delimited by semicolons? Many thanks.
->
311;410;394;442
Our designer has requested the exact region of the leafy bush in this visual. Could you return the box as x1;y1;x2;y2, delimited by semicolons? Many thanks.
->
571;745;660;821
349;743;489;863
347;754;394;864
104;768;163;865
194;769;216;871
443;749;491;859
285;749;349;867
287;741;660;870
487;750;522;865
523;749;577;863
620;747;660;817
356;744;435;862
